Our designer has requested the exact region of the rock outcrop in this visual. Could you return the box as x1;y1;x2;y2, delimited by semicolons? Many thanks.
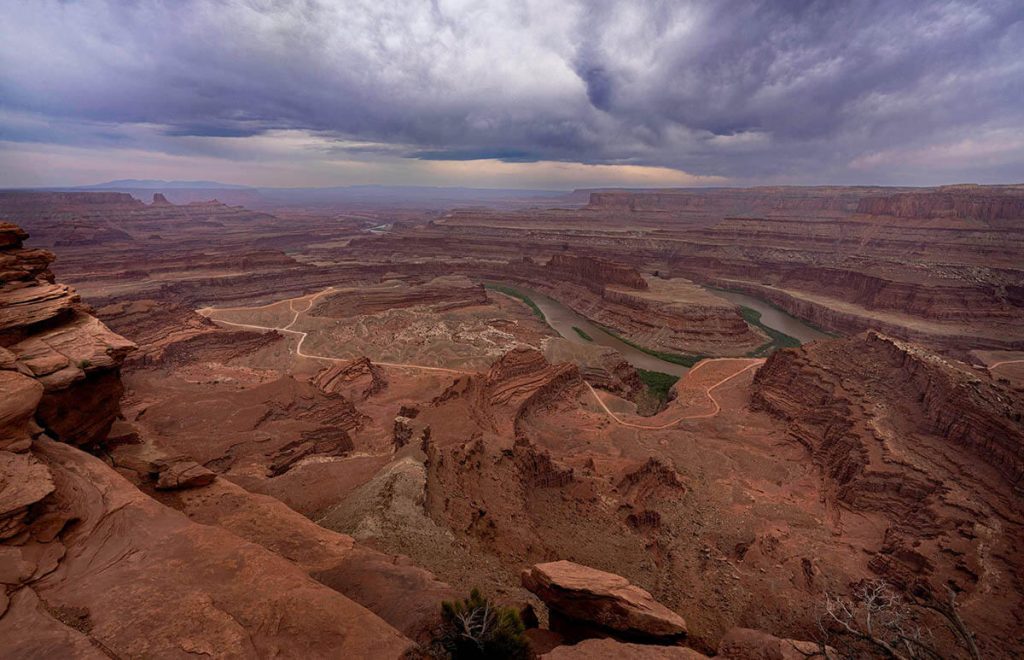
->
1;437;412;657
854;185;1024;222
154;458;217;490
0;222;135;446
522;560;688;642
430;347;584;438
313;356;388;401
546;253;649;291
310;275;487;318
752;331;1024;498
543;638;709;659
543;338;645;402
716;627;833;660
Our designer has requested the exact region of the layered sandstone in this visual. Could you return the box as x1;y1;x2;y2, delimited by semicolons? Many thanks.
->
344;185;1024;355
312;357;389;401
750;332;1024;654
543;338;645;401
430;347;584;439
310;275;487;318
0;222;135;446
1;437;412;657
753;332;1024;496
546;253;649;291
855;185;1024;222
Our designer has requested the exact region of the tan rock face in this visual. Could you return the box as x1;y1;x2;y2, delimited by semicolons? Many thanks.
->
15;224;413;656
166;476;456;644
0;370;43;451
310;275;488;318
716;627;832;660
7;438;412;658
522;560;688;641
750;331;1024;651
0;450;54;540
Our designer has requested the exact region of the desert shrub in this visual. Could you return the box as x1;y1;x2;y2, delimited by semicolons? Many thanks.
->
637;368;679;405
431;588;529;659
820;579;980;659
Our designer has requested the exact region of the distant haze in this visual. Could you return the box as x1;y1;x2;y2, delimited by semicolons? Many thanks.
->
1;1;1022;188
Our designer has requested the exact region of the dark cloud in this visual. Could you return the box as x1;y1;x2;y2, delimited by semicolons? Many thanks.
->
0;0;1022;184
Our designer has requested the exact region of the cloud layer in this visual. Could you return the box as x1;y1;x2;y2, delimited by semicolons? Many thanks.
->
1;0;1022;187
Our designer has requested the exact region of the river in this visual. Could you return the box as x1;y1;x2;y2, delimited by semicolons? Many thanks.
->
491;282;829;377
709;288;832;344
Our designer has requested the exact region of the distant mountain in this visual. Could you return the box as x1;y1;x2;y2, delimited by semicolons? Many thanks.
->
82;179;252;190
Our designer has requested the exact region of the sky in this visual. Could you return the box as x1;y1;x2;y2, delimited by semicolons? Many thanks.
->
0;0;1022;190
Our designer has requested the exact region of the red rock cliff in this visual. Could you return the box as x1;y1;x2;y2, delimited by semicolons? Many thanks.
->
0;222;135;447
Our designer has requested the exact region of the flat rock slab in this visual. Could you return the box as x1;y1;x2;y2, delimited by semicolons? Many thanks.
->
717;627;834;659
155;459;216;490
543;638;708;659
522;560;687;641
0;450;54;540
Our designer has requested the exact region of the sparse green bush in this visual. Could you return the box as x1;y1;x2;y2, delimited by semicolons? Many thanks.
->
572;326;593;341
738;306;801;356
485;284;546;322
77;359;92;369
431;588;529;659
637;368;679;404
597;325;706;367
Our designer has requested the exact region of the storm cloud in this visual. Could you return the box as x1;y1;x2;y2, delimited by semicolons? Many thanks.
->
0;0;1021;186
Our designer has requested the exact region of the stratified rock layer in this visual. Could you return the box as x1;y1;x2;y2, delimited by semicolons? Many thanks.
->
0;222;135;447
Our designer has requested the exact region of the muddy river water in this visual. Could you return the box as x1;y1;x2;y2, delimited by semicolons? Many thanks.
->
493;283;828;377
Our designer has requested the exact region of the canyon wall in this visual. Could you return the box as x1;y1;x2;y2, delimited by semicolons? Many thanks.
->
751;333;1023;636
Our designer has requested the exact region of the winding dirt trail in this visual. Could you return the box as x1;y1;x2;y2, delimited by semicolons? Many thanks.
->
198;289;471;375
586;358;765;429
987;359;1024;371
198;289;764;427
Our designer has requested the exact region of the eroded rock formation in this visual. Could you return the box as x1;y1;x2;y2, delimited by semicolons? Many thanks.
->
0;222;134;446
313;356;389;401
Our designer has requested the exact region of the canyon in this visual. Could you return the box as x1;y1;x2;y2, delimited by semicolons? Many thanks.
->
0;184;1021;659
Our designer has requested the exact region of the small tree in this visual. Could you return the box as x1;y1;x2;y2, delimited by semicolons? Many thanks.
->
432;588;529;660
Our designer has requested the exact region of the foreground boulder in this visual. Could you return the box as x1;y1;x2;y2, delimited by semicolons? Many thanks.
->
543;638;708;658
717;627;833;659
522;560;687;642
154;458;217;490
